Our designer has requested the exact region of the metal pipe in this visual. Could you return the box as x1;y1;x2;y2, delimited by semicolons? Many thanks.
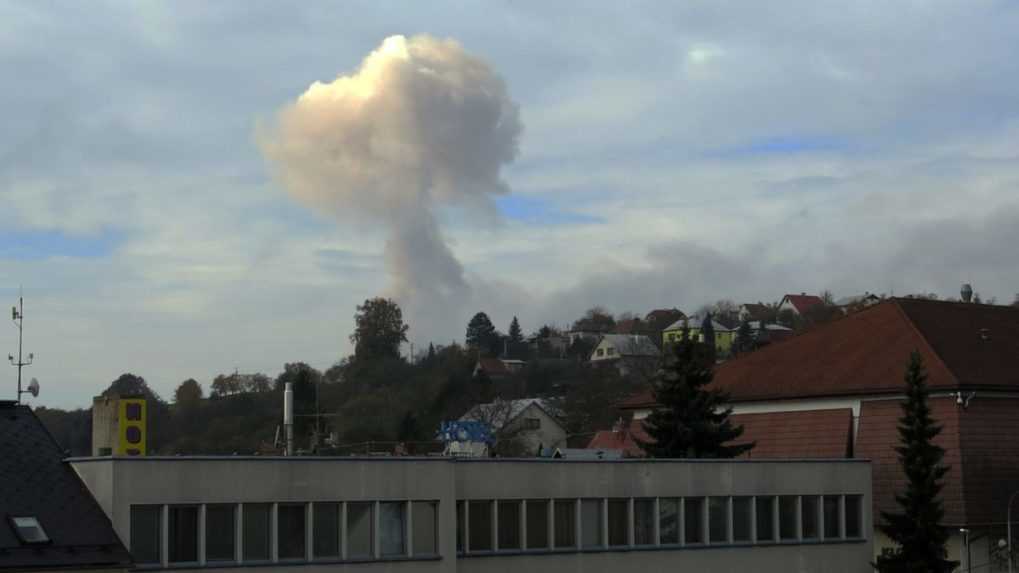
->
1008;490;1019;573
284;382;294;456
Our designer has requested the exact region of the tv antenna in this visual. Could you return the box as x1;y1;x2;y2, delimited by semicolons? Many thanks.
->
9;290;38;403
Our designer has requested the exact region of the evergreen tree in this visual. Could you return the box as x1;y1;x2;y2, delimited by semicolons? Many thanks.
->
735;320;754;355
466;312;499;355
639;328;753;458
700;313;717;363
875;352;955;573
508;316;523;343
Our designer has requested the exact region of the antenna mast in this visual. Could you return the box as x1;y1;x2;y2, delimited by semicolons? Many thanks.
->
9;291;34;404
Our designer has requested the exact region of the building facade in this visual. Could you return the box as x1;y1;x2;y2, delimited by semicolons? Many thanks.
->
70;456;873;573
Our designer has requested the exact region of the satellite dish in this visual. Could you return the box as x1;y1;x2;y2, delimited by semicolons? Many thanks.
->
28;378;40;398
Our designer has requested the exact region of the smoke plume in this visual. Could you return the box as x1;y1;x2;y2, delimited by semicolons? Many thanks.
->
259;35;521;336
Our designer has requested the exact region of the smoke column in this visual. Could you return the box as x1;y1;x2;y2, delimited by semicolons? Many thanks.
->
260;35;521;337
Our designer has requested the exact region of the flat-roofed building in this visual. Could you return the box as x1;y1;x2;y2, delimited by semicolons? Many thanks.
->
70;456;873;573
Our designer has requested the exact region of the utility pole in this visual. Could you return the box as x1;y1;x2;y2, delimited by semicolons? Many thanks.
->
9;292;34;404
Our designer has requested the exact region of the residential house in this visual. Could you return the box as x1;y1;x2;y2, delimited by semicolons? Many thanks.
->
836;293;882;313
746;320;795;346
589;334;660;376
1;401;133;572
738;302;772;323
458;398;566;456
609;298;1019;569
661;316;737;357
473;356;526;380
778;293;825;316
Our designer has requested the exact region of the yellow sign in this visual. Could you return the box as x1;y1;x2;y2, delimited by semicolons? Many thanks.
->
117;399;147;456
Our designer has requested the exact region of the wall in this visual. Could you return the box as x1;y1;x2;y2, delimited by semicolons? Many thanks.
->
71;457;873;573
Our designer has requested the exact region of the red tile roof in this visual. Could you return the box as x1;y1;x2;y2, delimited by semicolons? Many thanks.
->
782;294;825;314
620;298;1019;409
588;409;852;460
476;357;510;377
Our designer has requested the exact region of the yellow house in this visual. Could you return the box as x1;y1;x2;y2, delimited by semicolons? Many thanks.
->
661;317;736;356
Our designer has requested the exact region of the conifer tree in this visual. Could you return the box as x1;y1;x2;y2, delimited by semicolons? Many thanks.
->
508;316;523;343
875;352;955;573
639;327;753;458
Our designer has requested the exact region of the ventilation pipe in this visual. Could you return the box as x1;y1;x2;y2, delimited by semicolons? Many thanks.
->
284;382;294;456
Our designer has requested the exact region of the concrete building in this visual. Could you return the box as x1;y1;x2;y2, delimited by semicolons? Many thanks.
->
70;456;873;573
91;394;147;457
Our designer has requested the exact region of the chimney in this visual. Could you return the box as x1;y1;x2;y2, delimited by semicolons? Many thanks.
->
284;382;294;456
961;284;974;303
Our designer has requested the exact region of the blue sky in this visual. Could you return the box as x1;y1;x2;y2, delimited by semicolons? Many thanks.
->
2;1;1019;407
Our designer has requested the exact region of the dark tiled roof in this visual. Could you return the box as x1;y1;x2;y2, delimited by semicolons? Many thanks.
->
0;402;132;571
476;357;510;376
782;294;825;314
739;303;771;321
620;298;1019;408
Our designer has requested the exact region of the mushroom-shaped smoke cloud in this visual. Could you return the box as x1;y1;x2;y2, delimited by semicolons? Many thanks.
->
260;35;522;336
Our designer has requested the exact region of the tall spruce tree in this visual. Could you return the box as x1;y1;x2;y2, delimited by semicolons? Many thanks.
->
508;316;523;343
639;327;753;458
875;352;955;573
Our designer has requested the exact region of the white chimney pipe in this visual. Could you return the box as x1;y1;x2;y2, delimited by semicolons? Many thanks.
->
284;382;294;456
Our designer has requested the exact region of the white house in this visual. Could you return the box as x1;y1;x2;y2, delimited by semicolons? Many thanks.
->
458;398;566;456
589;334;660;376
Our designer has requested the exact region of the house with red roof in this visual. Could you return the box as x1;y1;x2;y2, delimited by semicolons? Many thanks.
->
599;298;1019;567
778;292;825;316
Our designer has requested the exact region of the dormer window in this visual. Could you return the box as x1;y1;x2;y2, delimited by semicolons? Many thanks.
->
9;516;49;544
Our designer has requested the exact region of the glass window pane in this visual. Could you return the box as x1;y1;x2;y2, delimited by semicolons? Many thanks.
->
468;501;493;552
608;499;628;547
756;497;775;542
708;497;728;544
346;502;373;559
206;505;236;562
243;504;271;561
498;501;521;550
581;499;602;548
779;496;798;541
684;498;704;544
456;502;465;553
845;495;863;539
526;500;548;550
733;497;752;543
634;499;655;546
801;496;819;540
554;499;576;549
168;506;198;563
130;506;161;564
313;503;340;559
659;498;680;545
823;496;841;539
278;504;306;560
412;501;437;556
380;502;405;557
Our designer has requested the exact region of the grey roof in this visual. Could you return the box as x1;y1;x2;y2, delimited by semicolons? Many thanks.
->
663;317;735;333
0;402;132;571
595;334;661;357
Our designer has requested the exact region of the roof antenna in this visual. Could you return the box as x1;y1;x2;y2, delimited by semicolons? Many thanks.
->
9;287;37;404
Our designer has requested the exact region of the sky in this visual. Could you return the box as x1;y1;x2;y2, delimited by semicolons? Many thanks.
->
2;1;1019;408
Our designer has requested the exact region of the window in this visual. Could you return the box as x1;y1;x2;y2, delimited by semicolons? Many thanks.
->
130;506;161;564
468;501;493;552
580;499;602;548
607;499;628;547
801;496;819;540
346;502;373;559
823;496;841;539
756;497;776;543
553;499;576;548
205;505;236;562
732;497;752;543
708;497;728;544
456;501;465;553
277;504;306;561
379;502;406;557
845;495;863;539
523;418;541;430
243;504;271;561
526;500;549;550
606;347;615;356
668;333;676;341
412;501;438;556
498;500;521;550
168;506;198;563
634;499;655;546
659;498;680;545
9;516;49;544
596;349;605;357
779;496;798;541
313;503;340;559
684;498;704;544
